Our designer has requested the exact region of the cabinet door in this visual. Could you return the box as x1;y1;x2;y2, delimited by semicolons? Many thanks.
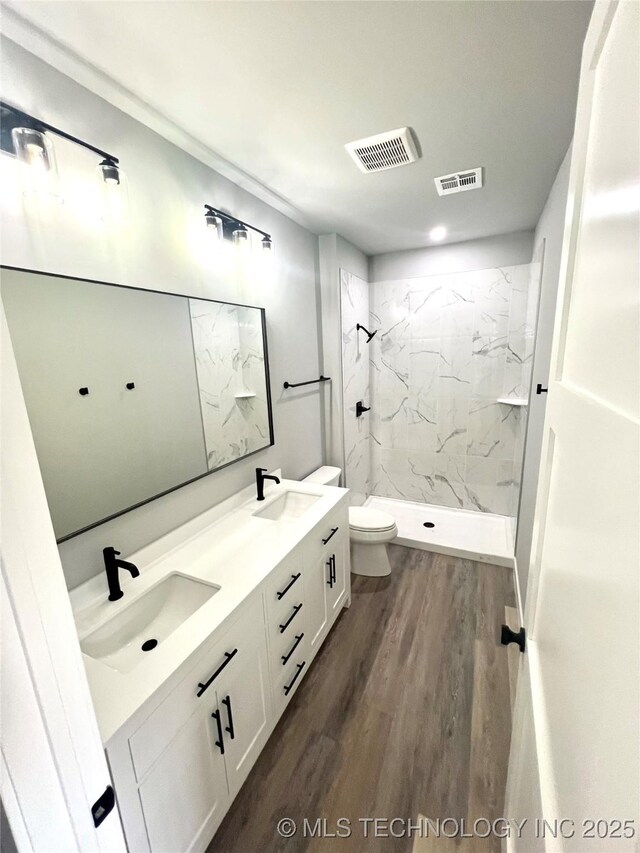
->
326;534;348;619
138;707;229;853
305;553;329;654
215;629;271;798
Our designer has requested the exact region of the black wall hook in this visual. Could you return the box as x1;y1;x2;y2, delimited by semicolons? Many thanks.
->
356;323;377;343
501;624;526;653
356;401;371;418
78;387;89;396
126;382;135;390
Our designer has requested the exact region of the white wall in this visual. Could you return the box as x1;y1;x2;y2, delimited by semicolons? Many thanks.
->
318;234;369;478
369;230;534;281
1;38;324;589
515;146;572;603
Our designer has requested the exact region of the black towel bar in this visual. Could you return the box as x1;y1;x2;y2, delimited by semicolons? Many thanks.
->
283;375;331;389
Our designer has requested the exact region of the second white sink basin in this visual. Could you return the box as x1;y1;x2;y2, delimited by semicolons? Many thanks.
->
81;573;220;673
253;490;320;521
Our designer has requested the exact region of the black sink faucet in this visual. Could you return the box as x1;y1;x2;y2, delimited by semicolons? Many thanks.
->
256;467;280;501
103;547;140;601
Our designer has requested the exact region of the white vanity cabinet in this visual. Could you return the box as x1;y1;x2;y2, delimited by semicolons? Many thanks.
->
107;595;271;853
104;491;350;853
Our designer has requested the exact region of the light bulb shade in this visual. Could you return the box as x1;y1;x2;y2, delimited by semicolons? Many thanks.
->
100;166;130;222
11;126;61;199
261;235;273;251
205;211;224;241
232;224;249;244
99;159;120;185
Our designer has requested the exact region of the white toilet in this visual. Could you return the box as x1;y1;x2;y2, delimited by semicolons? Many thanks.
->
303;467;398;577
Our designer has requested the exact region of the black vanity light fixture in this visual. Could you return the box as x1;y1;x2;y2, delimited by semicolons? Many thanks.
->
0;100;122;186
204;204;273;250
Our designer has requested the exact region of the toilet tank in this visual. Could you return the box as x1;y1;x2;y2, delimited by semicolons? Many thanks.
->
303;466;341;486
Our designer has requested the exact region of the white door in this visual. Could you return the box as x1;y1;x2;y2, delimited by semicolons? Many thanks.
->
505;2;639;850
1;306;127;852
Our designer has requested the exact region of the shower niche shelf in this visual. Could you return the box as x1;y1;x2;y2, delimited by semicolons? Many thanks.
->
496;397;528;407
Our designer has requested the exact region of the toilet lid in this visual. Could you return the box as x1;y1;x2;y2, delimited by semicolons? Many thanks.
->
349;506;396;532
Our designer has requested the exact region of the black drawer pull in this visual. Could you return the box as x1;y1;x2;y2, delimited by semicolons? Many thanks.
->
196;648;238;697
222;695;235;740
322;527;339;545
276;572;301;600
281;633;304;665
284;661;306;696
279;603;302;633
211;709;225;755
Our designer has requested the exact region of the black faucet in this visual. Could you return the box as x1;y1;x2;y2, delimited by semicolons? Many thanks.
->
256;467;280;501
103;547;140;601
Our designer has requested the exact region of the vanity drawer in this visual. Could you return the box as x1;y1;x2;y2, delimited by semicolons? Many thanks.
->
264;550;305;623
128;595;264;783
272;635;310;717
269;598;307;663
306;505;349;564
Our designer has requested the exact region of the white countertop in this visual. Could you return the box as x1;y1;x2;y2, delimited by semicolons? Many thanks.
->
70;476;348;744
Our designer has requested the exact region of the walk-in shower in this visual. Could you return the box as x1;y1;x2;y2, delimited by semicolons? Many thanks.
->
339;259;542;564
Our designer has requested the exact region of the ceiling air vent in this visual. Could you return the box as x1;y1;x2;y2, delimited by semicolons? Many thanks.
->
434;167;483;196
345;127;420;173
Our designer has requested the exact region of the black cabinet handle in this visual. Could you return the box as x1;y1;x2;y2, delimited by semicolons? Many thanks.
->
211;709;225;755
326;555;334;588
322;527;339;545
279;603;302;633
331;554;336;585
196;648;238;697
284;661;306;696
276;572;301;600
281;633;304;665
222;695;235;740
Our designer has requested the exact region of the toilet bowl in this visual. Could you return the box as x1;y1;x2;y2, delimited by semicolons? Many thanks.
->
302;468;398;578
348;506;398;577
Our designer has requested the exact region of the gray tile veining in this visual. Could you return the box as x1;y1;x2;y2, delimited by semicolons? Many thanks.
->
341;263;539;517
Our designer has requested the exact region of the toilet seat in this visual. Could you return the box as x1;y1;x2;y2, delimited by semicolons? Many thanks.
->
349;506;396;533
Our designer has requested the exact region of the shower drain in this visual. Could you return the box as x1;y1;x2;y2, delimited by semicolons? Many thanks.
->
423;522;435;529
141;639;158;652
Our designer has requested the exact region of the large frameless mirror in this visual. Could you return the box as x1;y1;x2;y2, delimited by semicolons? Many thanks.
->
1;266;274;541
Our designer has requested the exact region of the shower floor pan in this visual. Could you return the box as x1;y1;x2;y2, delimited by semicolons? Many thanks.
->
365;495;515;568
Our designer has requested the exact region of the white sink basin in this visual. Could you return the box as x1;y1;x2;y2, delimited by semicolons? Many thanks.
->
253;490;320;521
81;574;220;673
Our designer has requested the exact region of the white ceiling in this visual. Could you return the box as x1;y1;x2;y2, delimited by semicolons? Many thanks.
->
5;1;593;255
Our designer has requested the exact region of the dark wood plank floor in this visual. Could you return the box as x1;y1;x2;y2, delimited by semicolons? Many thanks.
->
208;545;516;853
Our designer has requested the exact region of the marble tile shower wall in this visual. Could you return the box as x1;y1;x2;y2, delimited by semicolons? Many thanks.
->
368;264;535;516
340;271;372;505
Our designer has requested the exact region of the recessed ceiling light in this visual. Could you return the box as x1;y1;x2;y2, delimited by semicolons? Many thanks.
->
429;226;447;242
